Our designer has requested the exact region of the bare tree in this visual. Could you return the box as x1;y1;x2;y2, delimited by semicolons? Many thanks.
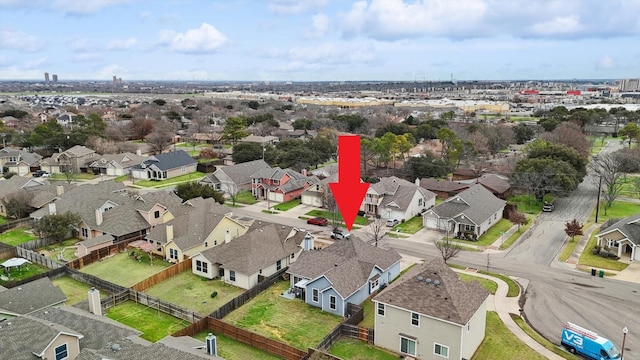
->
146;120;176;154
540;122;590;158
433;237;462;264
4;191;35;219
366;216;387;247
591;152;627;210
226;182;239;206
322;187;339;228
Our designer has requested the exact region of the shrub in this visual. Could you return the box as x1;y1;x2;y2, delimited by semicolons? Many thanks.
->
599;249;609;257
210;291;218;298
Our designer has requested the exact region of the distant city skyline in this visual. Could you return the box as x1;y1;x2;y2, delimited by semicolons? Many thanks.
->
1;0;639;82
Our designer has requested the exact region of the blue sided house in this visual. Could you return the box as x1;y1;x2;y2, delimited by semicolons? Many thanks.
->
286;237;402;316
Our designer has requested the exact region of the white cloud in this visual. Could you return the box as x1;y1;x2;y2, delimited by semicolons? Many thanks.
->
158;23;227;53
596;54;614;69
95;64;128;79
52;0;132;15
268;0;330;15
304;13;330;39
0;29;43;52
73;53;103;62
24;57;48;70
107;37;138;50
69;37;92;52
527;15;583;36
0;66;44;80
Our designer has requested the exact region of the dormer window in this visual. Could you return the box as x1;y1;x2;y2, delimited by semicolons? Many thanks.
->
154;210;161;219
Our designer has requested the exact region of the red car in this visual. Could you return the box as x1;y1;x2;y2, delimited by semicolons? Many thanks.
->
307;217;328;226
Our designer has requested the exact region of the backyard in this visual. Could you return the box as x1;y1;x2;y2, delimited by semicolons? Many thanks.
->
80;252;171;287
472;312;546;360
223;280;343;350
329;338;399;360
0;226;36;246
106;301;190;342
42;238;80;262
144;271;245;316
194;331;282;360
0;215;7;225
0;263;48;286
133;172;205;188
52;276;103;305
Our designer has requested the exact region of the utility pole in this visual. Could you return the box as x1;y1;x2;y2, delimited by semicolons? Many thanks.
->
595;176;602;223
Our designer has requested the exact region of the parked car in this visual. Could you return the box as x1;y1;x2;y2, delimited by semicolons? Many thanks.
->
33;170;47;177
330;229;351;240
543;202;555;212
307;217;328;226
386;219;399;227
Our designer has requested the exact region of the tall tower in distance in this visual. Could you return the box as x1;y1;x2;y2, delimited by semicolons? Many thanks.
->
44;72;49;82
52;74;58;82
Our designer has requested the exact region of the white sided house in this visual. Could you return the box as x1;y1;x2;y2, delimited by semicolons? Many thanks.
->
596;214;640;261
361;176;436;222
373;258;489;360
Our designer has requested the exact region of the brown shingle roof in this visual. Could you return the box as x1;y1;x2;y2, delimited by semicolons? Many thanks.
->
374;258;488;325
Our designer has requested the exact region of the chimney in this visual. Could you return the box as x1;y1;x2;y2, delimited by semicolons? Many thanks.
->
166;224;173;241
88;287;102;316
95;209;103;226
48;202;56;215
225;230;231;244
205;333;218;356
301;168;307;176
303;233;314;251
136;149;142;156
56;185;64;196
415;178;420;186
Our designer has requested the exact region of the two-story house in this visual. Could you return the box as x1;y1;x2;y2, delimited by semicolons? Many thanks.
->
362;176;436;222
0;147;42;176
374;258;489;360
251;167;317;203
200;159;271;196
57;145;97;173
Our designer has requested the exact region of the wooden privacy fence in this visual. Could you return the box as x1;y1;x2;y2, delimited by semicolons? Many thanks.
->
17;238;55;251
341;324;374;344
210;267;287;319
65;267;129;295
0;243;16;261
2;266;66;289
126;289;204;323
172;317;209;337
16;246;63;269
67;236;143;269
131;258;192;292
0;218;33;232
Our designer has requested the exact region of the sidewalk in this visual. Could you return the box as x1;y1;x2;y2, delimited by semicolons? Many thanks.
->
451;267;565;360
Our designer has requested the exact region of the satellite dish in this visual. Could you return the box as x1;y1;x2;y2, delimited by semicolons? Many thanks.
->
425;278;432;284
417;276;424;281
111;343;121;352
433;280;441;286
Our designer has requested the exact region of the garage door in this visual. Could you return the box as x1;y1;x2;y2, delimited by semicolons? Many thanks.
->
424;216;438;229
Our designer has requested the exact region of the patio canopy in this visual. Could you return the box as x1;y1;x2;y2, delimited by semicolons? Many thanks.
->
1;257;31;268
128;240;155;252
294;279;309;288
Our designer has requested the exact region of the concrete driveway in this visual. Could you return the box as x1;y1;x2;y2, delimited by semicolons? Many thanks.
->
612;261;640;282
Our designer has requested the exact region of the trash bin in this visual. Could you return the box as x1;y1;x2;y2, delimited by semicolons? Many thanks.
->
591;268;597;276
599;270;605;278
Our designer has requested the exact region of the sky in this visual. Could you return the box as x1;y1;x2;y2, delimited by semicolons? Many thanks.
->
0;0;639;82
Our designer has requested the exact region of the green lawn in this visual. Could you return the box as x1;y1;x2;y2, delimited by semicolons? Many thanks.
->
449;264;520;297
329;338;399;360
579;234;629;271
144;272;245;316
80;252;171;287
458;274;498;294
43;238;80;262
106;301;190;342
474;219;512;247
224;280;343;350
194;331;283;360
499;215;534;250
472;312;547;360
49;173;97;181
235;190;257;205
134;172;205;188
507;194;548;215
52;276;103;305
391;216;423;234
0;215;7;225
305;210;369;226
618;175;639;199
360;297;375;329
512;314;579;360
0;226;36;246
272;199;301;211
589;200;639;222
0;263;48;286
113;175;128;182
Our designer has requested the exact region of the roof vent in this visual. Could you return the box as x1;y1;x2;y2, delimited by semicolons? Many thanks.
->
433;280;441;286
425;278;432;284
111;343;121;352
417;276;424;281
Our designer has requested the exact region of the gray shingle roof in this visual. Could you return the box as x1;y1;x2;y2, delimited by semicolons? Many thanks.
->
89;152;147;169
0;176;31;199
287;237;402;299
0;277;66;315
373;258;489;325
75;337;215;360
420;178;470;193
598;214;640;245
429;184;505;225
133;150;196;171
78;234;114;248
200;222;304;274
0;315;83;360
63;145;96;157
206;159;271;187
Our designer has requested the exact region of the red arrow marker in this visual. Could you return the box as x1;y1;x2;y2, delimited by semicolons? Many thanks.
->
329;135;370;231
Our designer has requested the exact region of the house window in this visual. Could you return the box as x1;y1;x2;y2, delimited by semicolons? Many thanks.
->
290;253;295;259
54;343;68;360
400;337;416;356
370;278;379;292
204;242;208;247
276;260;282;270
154;210;161;219
214;240;217;246
229;270;236;281
418;198;423;206
329;295;336;310
312;289;319;302
316;184;320;191
434;343;449;358
607;239;618;247
169;248;178;260
81;228;88;238
273;179;279;185
196;260;208;273
411;312;419;326
464;224;475;232
259;269;262;274
181;166;186;173
377;303;385;316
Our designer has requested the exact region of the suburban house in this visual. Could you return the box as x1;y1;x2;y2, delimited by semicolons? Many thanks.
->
29;180;186;242
420;174;511;200
301;174;336;208
373;258;489;360
38;153;63;174
423;184;506;239
191;222;306;289
362;176;436;222
286;237;402;316
130;150;197;180
56;112;76;126
0;277;67;317
0;147;42;176
88;152;147;176
75;234;115;257
57;145;97;173
1;316;84;360
239;135;279;147
596;214;640;261
0;176;70;218
251;167;318;203
200;159;271;195
145;198;252;263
